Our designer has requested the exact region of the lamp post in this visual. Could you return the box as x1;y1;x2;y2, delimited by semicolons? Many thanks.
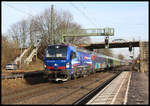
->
133;38;135;59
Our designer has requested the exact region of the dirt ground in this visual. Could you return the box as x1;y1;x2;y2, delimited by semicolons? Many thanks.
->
2;72;115;104
1;58;44;75
1;78;31;95
1;58;44;93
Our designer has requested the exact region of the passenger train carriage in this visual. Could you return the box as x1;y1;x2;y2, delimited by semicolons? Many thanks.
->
44;44;127;82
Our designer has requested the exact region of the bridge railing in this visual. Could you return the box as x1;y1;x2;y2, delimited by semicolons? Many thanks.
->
62;28;114;37
24;40;41;65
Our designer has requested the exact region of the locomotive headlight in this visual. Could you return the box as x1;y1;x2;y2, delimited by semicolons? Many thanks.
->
66;63;70;68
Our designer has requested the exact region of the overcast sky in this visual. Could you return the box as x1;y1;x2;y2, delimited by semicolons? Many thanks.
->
2;1;149;59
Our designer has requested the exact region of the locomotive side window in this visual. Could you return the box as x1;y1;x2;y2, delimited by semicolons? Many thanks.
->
70;51;76;60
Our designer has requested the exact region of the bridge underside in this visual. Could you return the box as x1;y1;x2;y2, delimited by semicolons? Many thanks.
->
83;41;140;50
82;41;149;73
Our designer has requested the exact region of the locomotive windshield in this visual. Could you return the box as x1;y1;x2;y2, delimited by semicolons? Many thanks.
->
46;45;67;60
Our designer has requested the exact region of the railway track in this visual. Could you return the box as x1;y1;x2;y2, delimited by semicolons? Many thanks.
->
1;71;43;80
1;74;24;79
2;71;117;104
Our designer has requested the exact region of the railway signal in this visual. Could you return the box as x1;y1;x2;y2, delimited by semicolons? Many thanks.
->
129;42;132;52
105;37;109;48
130;55;133;59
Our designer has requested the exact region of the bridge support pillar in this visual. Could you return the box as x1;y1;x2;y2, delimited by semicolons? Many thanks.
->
139;41;148;72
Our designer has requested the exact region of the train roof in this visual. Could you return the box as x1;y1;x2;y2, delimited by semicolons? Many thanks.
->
76;46;124;61
47;44;126;62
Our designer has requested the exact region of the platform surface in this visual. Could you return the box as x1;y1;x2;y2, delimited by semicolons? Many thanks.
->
86;71;149;105
127;71;149;104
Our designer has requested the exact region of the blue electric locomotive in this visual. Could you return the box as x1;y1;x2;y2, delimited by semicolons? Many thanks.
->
43;44;125;81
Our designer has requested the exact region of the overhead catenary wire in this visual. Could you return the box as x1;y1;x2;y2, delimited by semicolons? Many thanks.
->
4;2;98;29
25;4;39;15
3;3;43;47
70;2;98;28
3;2;35;18
80;3;99;28
3;3;45;35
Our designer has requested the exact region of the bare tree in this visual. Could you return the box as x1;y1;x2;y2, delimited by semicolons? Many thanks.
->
54;10;83;44
2;35;20;68
31;8;52;45
33;7;83;45
7;23;20;48
7;19;29;48
19;20;28;48
28;17;43;46
5;6;87;61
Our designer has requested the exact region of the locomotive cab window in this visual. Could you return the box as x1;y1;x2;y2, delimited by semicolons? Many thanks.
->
46;45;67;60
70;51;76;60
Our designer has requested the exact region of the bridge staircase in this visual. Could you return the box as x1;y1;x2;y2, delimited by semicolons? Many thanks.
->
13;46;34;65
140;41;149;72
24;41;41;65
14;48;28;64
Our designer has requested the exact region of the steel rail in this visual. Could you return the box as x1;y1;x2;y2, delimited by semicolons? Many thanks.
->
1;71;44;80
1;74;24;79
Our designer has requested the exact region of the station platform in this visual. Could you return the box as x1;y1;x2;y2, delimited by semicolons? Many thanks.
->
127;71;149;104
86;71;149;105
